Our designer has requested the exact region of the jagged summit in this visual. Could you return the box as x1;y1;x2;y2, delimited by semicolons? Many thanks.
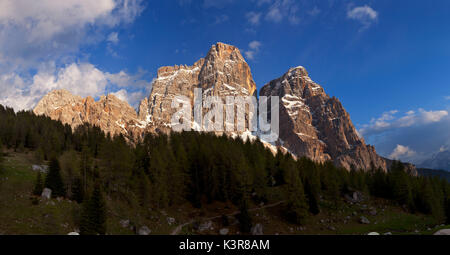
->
34;43;390;171
137;42;257;133
34;89;142;140
260;66;387;171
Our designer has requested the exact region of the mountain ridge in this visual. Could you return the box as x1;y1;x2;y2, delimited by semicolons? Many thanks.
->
34;42;399;172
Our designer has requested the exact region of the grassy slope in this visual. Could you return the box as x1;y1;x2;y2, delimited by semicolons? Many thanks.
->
0;152;449;235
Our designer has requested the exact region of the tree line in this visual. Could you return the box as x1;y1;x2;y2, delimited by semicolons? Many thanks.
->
0;104;450;234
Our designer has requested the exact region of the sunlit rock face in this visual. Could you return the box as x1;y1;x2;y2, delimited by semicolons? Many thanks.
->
33;89;144;141
34;42;391;171
260;66;387;171
138;42;257;133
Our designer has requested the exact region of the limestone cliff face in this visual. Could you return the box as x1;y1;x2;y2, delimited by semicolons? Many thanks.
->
138;42;257;133
259;66;387;171
34;42;391;171
33;89;144;140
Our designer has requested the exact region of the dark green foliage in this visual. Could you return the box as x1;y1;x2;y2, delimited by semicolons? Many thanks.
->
32;171;44;196
71;177;84;203
1;103;450;227
285;167;309;224
0;140;3;173
45;158;65;198
445;197;450;224
236;198;252;233
80;183;107;235
304;179;320;215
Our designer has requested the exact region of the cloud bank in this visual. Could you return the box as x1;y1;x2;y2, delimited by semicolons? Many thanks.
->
0;0;149;110
359;108;450;164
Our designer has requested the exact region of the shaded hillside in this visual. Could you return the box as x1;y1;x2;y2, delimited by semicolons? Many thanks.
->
1;104;450;234
418;168;450;182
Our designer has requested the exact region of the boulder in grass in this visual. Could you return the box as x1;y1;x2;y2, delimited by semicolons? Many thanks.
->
359;216;370;224
41;188;52;200
251;223;263;235
138;226;151;235
219;228;229;235
433;229;450;235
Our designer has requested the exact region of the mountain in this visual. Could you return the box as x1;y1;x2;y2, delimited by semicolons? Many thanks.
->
259;66;387;171
138;42;256;134
420;150;450;171
417;168;450;182
34;42;389;171
33;89;144;141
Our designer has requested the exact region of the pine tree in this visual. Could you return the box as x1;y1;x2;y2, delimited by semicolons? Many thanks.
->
390;161;414;210
71;177;84;203
445;196;450;224
285;168;309;224
304;179;320;215
0;140;3;173
237;198;252;233
80;183;107;235
33;171;44;196
45;158;66;198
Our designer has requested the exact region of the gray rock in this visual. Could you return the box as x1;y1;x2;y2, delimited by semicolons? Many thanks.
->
198;221;213;232
32;165;49;173
120;219;130;228
67;232;79;235
433;229;450;235
367;232;380;235
251;223;263;235
384;232;392;235
41;188;52;200
219;228;229;235
167;217;175;225
360;216;370;224
138;226;151;235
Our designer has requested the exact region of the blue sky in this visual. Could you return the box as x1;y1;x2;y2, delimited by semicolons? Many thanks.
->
0;0;449;163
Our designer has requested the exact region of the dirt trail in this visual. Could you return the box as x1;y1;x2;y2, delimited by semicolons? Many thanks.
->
170;201;285;235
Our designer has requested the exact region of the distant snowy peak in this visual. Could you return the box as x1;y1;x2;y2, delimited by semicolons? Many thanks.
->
420;150;450;171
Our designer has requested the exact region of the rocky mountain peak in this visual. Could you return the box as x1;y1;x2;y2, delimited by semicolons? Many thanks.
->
34;89;142;140
138;42;257;133
199;42;257;96
34;43;392;171
260;66;387;171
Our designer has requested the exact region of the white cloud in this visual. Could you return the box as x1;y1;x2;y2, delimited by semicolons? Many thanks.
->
359;108;450;164
107;32;119;44
359;109;448;136
253;0;271;6
445;96;450;100
347;5;378;29
265;0;300;25
308;6;321;16
389;144;416;160
111;89;145;108
214;14;229;24
266;6;283;23
0;0;144;68
244;41;262;60
0;62;151;110
203;0;234;9
246;12;262;25
249;41;262;51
